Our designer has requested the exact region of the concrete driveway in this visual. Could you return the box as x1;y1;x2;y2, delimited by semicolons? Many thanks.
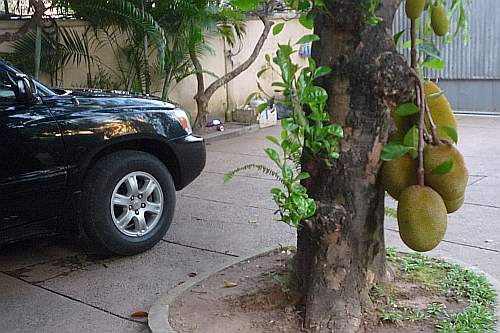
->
0;115;498;333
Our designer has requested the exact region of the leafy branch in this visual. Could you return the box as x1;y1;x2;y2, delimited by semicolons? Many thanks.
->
225;31;343;228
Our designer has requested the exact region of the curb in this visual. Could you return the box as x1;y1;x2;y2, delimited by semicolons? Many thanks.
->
148;246;279;333
148;248;500;333
199;123;261;144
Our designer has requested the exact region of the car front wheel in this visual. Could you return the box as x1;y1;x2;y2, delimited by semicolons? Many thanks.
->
81;150;176;255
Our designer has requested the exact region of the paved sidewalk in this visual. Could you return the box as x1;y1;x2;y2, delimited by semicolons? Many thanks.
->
0;115;498;333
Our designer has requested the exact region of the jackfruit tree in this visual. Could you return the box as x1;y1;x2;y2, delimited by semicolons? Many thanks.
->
226;0;469;331
289;0;468;330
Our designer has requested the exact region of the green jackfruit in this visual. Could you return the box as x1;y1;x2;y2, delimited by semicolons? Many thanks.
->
397;185;447;252
431;4;449;36
424;143;468;201
382;154;418;200
406;0;426;19
424;81;458;141
444;195;464;213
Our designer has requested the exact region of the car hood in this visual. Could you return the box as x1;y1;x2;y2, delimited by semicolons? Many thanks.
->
50;88;177;111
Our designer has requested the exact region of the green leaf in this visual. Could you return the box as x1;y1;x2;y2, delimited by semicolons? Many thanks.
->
313;66;332;79
299;13;315;29
296;34;320;45
257;102;269;114
419;41;441;59
301;86;328;105
393;30;405;46
327;124;343;138
295;172;311;181
396;103;419;116
422;57;445;70
282;165;294;180
441;126;458;143
403;126;419;150
431;159;454;175
281;129;288;140
272;23;285;36
266;135;281;147
271;81;287;88
381;143;412;161
231;0;260;11
271;188;282;196
264;148;280;165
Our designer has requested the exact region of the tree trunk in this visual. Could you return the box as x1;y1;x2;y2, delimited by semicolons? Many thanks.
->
34;24;42;80
295;1;414;331
192;14;273;129
190;47;208;129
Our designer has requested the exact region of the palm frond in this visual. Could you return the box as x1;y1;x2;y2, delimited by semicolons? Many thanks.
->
68;0;166;68
224;164;284;184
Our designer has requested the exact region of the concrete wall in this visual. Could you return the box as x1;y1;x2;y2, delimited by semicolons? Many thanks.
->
0;16;310;120
438;80;500;114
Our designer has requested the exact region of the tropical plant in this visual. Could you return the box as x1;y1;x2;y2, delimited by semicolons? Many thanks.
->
188;0;276;128
8;24;107;86
225;41;343;228
55;0;167;94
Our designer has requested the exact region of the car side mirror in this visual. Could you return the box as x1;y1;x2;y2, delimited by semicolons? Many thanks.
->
15;74;38;105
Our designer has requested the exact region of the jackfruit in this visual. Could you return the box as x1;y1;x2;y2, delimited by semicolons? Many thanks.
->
424;143;468;201
431;4;449;36
424;81;457;141
382;154;418;200
444;195;464;213
397;185;447;252
406;0;426;19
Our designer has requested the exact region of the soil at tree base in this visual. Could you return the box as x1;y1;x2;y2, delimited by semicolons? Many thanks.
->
169;250;477;333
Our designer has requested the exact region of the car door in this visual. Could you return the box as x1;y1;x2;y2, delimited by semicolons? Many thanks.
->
0;68;67;232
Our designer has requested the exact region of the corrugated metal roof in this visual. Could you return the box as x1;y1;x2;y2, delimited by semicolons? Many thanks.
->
393;0;500;80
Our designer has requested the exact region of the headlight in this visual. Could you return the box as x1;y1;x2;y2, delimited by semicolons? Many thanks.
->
174;109;192;135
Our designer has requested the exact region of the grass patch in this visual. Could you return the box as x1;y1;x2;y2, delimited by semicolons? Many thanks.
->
371;248;497;332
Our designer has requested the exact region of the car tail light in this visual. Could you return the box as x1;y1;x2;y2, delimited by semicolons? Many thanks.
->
174;110;192;135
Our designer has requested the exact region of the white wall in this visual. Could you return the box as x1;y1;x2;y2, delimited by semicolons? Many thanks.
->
0;15;311;119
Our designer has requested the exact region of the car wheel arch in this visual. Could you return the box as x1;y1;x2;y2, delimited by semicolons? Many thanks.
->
78;135;182;190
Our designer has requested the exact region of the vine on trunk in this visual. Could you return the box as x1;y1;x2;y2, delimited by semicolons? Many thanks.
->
225;39;343;228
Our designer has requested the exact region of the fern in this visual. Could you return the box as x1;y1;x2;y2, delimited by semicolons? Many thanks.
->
224;164;283;185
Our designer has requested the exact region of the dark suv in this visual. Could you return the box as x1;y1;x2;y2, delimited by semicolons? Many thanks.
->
0;61;205;255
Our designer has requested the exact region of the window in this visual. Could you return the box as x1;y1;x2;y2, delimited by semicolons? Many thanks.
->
0;70;17;105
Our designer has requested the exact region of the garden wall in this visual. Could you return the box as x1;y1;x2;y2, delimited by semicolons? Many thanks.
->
0;15;310;120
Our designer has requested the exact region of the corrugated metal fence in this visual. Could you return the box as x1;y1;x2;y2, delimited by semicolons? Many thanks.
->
393;0;500;80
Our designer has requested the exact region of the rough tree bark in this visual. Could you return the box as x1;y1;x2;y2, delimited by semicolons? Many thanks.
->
294;1;414;332
192;6;274;129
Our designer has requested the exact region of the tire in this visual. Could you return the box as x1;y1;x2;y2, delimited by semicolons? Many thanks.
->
81;150;176;256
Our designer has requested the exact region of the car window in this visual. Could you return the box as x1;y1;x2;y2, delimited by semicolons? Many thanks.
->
0;70;17;105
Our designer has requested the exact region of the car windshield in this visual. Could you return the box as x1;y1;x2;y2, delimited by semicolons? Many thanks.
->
33;79;56;97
